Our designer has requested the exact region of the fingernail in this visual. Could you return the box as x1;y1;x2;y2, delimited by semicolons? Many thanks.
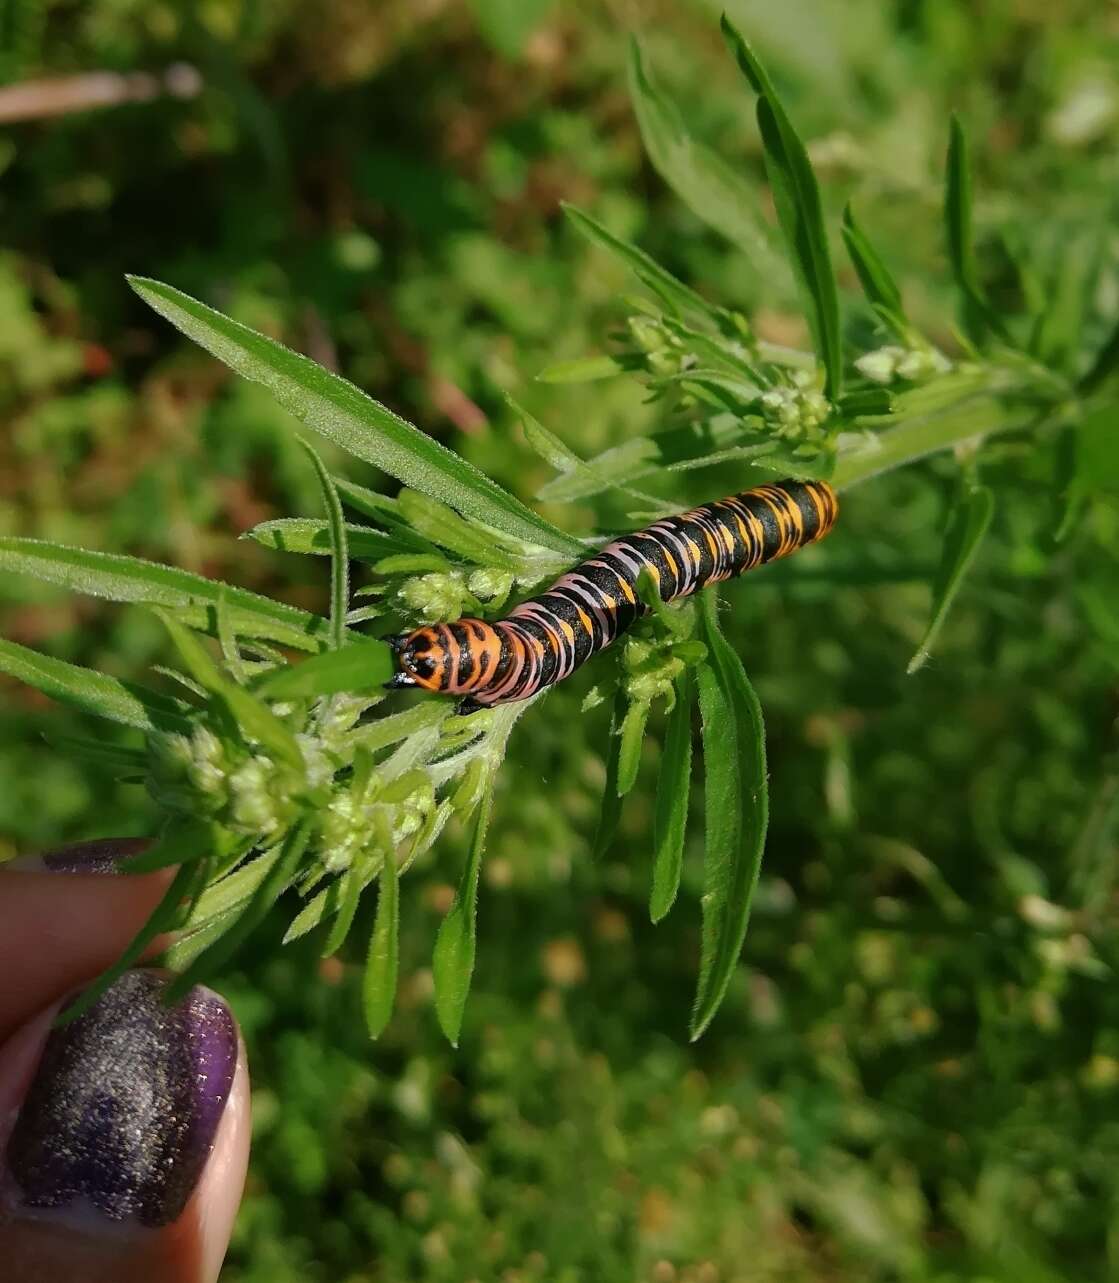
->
7;838;150;875
5;970;237;1229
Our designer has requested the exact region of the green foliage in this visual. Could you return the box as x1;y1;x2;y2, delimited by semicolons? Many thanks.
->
4;3;1119;1277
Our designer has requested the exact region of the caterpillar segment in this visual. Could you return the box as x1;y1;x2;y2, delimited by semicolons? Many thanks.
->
388;478;838;710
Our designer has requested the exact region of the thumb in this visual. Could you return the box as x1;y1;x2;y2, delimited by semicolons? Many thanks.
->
0;970;250;1283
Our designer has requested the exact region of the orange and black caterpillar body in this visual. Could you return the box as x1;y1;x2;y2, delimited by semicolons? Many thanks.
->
388;478;838;710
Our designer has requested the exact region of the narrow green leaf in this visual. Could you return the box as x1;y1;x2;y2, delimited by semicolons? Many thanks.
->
43;732;147;774
651;668;693;922
1080;319;1119;395
432;780;494;1046
364;840;399;1038
166;821;311;1001
563;204;721;324
510;397;662;508
628;40;788;279
396;489;523;570
216;591;247;684
591;686;627;859
617;700;650;797
536;354;629;384
0;637;189;732
841;203;906;333
691;590;768;1039
254;638;395;698
118;816;215;873
128;276;582;559
178;845;287;936
944;116;1007;346
908;483;995;674
538;414;749;502
56;859;204;1027
246;519;417;562
720;17;842;400
323;863;365;957
299;440;349;649
837;388;894;419
0;536;332;651
157;612;304;769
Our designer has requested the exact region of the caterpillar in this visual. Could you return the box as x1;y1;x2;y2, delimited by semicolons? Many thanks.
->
388;478;838;710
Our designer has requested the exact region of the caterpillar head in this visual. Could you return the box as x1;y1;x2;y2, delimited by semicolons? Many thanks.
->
389;628;444;692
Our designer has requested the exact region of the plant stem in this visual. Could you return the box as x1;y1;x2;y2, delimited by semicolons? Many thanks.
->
832;393;1035;491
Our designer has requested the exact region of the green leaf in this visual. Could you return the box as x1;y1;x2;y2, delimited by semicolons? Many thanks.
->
245;518;424;561
118;816;216;874
628;40;788;279
42;732;147;774
322;863;365;957
299;440;349;650
57;857;205;1027
944;116;1007;347
908;483;995;674
538;414;749;502
364;839;399;1039
720;17;842;400
563;204;721;324
165;821;312;1001
396;489;524;570
174;845;287;941
691;590;768;1039
591;686;627;859
254;638;395;699
0;536;332;651
651;668;693;922
157;611;304;770
1080;320;1119;395
841;203;906;334
617;699;650;797
128;276;582;559
432;779;494;1046
536;354;629;384
0;637;189;732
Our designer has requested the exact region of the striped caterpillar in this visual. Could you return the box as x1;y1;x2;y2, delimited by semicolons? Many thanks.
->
388;478;838;710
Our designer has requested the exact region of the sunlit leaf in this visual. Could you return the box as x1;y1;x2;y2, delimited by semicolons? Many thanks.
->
691;590;768;1039
0;536;332;651
128;276;583;558
0;637;189;733
721;17;842;400
157;611;304;769
254;639;395;698
563;204;721;324
628;39;788;280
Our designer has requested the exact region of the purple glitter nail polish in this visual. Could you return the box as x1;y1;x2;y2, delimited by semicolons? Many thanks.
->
5;971;237;1228
36;837;151;875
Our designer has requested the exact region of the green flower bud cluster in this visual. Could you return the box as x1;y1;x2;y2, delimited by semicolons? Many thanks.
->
319;765;436;874
397;571;472;623
147;724;308;838
623;636;687;709
627;315;688;377
759;370;831;442
855;344;951;386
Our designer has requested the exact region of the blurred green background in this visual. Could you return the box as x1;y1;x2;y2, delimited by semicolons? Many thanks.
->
3;1;1119;1279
